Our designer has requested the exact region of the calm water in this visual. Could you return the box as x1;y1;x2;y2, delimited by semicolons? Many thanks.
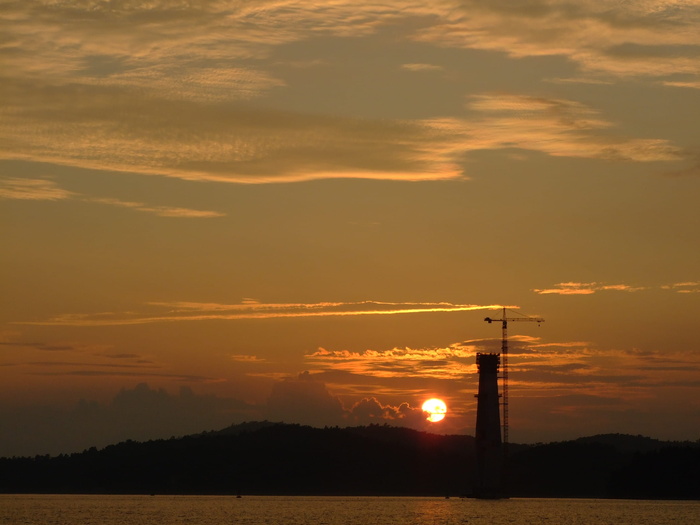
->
1;495;698;525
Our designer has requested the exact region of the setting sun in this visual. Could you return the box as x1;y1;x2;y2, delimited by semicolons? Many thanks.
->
422;398;447;423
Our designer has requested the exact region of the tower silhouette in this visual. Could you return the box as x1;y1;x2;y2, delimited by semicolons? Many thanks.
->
474;353;504;498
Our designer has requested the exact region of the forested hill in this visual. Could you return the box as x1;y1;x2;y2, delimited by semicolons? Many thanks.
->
1;422;698;499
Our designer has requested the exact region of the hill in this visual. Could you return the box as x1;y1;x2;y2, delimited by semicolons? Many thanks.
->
1;423;697;499
508;433;699;499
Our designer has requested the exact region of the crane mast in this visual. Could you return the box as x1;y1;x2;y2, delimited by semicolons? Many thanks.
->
484;307;544;450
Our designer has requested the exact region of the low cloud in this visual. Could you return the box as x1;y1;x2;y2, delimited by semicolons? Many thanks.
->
307;345;476;380
348;397;426;426
0;383;255;457
265;373;430;429
265;371;346;426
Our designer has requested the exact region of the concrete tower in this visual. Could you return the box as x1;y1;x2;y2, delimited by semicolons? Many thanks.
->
474;353;503;498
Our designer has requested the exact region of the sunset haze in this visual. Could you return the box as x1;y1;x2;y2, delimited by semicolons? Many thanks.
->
1;0;699;457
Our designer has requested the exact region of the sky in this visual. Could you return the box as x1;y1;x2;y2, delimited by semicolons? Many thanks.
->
1;0;699;457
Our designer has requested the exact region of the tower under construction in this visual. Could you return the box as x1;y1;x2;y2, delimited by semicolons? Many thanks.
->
475;308;544;498
473;352;503;498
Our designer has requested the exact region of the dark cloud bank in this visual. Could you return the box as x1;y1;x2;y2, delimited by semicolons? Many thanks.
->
1;374;426;457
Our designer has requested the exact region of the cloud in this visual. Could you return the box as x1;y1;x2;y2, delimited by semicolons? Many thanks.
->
230;354;267;363
8;1;699;84
661;281;700;293
265;373;430;428
0;178;75;200
347;397;426;426
1;2;287;97
1;2;689;186
28;370;218;382
508;340;700;392
533;282;647;295
265;371;346;425
413;0;700;78
17;300;508;326
401;63;443;72
0;176;224;218
0;2;462;183
1;87;682;186
89;197;225;218
534;281;700;295
545;77;614;85
0;79;465;183
307;345;476;380
299;337;700;439
662;80;700;90
0;341;76;352
458;93;683;162
0;383;255;457
0;337;224;382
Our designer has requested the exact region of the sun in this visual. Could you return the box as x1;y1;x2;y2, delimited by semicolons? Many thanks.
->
422;398;447;423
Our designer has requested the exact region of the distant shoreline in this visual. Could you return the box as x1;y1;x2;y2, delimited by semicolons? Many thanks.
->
2;423;698;500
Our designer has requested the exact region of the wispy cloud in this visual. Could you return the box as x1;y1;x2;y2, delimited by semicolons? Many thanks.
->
28;370;215;382
401;63;443;72
17;301;509;327
458;93;682;162
662;80;700;90
1;87;682;186
7;1;699;84
545;77;614;86
533;282;647;295
534;281;700;295
413;1;700;79
0;80;465;183
0;178;75;200
89;197;224;218
230;354;267;363
0;177;224;218
0;341;76;352
661;281;700;293
1;2;690;186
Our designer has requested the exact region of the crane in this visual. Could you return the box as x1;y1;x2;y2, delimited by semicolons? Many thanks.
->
484;307;544;450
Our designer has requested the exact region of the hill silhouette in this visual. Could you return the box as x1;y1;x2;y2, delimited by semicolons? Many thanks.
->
1;423;698;499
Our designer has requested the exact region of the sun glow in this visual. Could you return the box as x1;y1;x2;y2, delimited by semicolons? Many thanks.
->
422;398;447;423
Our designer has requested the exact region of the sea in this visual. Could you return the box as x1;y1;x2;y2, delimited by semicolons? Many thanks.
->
1;495;698;525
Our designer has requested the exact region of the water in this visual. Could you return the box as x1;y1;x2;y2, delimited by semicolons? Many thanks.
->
1;495;698;525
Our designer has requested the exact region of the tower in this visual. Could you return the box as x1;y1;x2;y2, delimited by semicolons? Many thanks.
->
474;352;503;498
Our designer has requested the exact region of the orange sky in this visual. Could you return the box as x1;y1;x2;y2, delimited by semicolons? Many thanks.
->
1;0;699;457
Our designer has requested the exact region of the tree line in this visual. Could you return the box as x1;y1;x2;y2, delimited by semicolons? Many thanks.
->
1;422;697;499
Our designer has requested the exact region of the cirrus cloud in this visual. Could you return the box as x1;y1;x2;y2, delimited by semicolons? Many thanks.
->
533;282;648;295
0;177;224;218
16;300;507;327
1;1;692;187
